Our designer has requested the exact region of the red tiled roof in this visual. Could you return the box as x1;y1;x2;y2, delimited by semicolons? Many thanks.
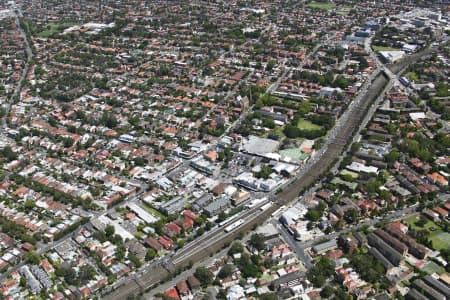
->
164;287;180;300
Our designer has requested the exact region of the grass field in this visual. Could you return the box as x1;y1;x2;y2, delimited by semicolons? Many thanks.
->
297;118;322;131
261;274;274;281
306;1;336;10
268;126;285;139
336;10;349;15
340;169;359;179
403;214;432;230
372;45;400;52
404;72;419;82
141;203;166;220
403;214;450;251
428;231;450;251
266;125;307;141
404;214;436;231
134;232;145;240
421;261;445;275
37;22;79;37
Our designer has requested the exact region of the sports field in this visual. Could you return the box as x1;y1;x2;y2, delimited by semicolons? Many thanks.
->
306;1;335;11
297;118;322;131
372;45;400;52
403;214;450;251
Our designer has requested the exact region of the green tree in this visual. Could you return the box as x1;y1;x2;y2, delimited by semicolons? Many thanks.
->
55;266;78;286
217;211;227;223
283;124;300;138
24;251;40;265
264;258;276;269
366;181;382;194
218;264;233;279
24;199;35;210
128;116;140;127
128;254;143;268
351;253;385;283
79;265;97;283
344;208;359;224
249;233;266;251
255;165;273;179
145;249;157;261
105;225;115;237
259;293;278;300
0;146;17;162
266;60;276;71
306;209;322;222
116;245;126;261
134;157;146;166
320;286;334;298
385;149;400;164
298;101;311;115
228;241;244;255
306;256;334;287
194;266;214;287
236;254;261;278
101;113;118;128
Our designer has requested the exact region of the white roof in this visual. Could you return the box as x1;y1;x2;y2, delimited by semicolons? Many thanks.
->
379;50;405;61
224;185;238;196
2;253;14;262
347;161;378;174
227;285;245;300
277;268;287;277
97;215;134;240
409;112;426;121
127;203;159;224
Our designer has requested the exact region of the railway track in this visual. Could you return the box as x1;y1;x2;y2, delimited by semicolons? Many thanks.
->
104;71;390;299
276;72;389;205
100;34;450;300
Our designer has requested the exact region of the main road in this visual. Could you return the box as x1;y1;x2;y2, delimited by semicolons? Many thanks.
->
1;6;32;129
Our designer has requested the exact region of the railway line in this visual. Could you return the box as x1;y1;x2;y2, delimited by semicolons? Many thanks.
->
104;71;390;300
103;34;450;300
388;38;448;74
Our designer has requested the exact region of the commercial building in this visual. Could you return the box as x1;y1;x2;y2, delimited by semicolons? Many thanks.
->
190;158;220;177
379;51;405;63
